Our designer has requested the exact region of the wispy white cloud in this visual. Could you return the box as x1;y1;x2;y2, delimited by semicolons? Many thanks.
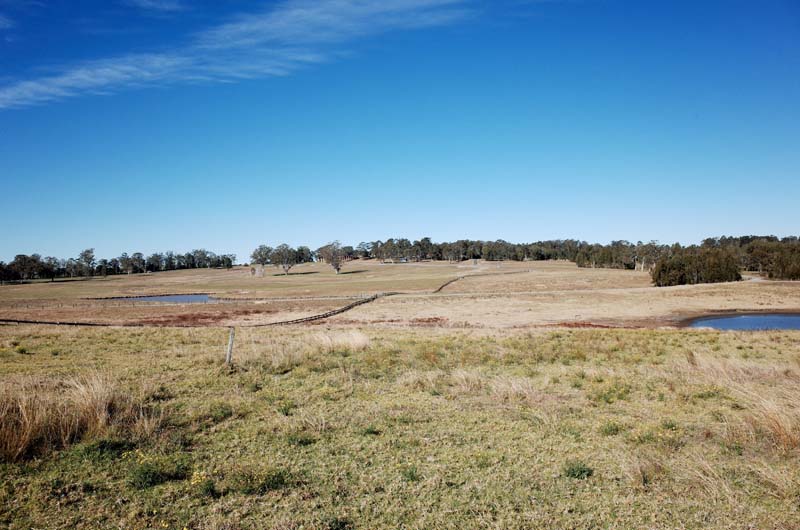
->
122;0;186;12
0;13;13;29
0;0;471;110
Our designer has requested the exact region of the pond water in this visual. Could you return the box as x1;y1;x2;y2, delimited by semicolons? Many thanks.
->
113;294;213;304
687;314;800;330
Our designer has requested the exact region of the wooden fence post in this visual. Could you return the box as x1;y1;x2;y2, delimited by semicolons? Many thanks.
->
225;327;235;365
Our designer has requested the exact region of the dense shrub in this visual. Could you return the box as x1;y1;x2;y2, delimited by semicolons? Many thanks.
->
651;248;742;287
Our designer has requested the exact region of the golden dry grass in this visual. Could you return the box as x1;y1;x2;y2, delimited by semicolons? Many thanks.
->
1;261;800;528
0;372;162;462
1;260;798;329
0;325;799;528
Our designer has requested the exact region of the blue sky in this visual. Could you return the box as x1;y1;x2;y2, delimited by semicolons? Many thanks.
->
1;0;798;262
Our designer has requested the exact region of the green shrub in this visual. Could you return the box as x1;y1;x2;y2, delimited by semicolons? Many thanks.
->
198;478;217;497
128;455;191;489
661;419;679;431
324;517;354;530
360;425;381;436
286;432;317;446
276;400;296;416
600;421;623;436
81;438;135;459
401;465;421;482
591;381;631;404
563;460;593;480
229;467;293;495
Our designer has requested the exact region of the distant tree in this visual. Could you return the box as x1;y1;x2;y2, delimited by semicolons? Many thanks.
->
220;254;235;269
78;248;95;277
270;244;297;275
651;247;741;287
296;246;314;263
356;242;372;259
131;253;146;274
65;258;81;278
43;256;60;281
250;245;273;266
95;259;109;277
9;254;43;280
146;253;163;272
318;241;344;274
164;251;176;271
0;261;20;283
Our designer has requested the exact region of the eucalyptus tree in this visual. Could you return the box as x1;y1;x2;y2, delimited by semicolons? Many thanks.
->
271;244;298;275
250;245;273;266
79;248;95;276
318;241;344;274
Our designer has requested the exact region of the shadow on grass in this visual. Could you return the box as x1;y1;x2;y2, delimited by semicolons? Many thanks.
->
271;271;320;277
339;270;367;275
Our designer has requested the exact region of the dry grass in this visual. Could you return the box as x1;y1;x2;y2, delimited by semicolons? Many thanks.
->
2;260;799;329
489;375;540;403
235;330;371;374
673;353;800;453
313;330;370;353
1;322;799;528
0;372;161;462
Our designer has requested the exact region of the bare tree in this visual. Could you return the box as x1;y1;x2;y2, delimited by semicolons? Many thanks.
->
270;244;297;275
318;241;344;274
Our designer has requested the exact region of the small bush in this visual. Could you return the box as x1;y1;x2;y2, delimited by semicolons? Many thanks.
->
14;345;28;354
401;465;421;482
229;467;293;495
661;419;679;431
563;460;594;480
600;421;623;436
196;401;234;425
276;400;296;416
190;471;219;498
197;477;218;497
80;438;135;460
286;432;317;446
324;517;355;530
127;454;191;489
591;380;631;404
360;425;381;436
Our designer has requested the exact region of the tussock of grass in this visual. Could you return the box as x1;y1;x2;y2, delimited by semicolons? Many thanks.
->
315;330;371;354
227;466;295;495
562;460;594;479
623;452;666;488
0;373;162;462
127;452;191;489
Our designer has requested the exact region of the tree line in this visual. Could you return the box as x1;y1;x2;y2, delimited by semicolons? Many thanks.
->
0;248;236;283
2;235;798;286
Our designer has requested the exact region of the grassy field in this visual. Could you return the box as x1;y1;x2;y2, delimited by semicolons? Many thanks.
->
2;260;798;327
1;262;799;528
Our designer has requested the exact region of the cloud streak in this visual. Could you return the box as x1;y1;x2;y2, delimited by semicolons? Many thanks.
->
122;0;186;12
0;0;470;110
0;13;13;29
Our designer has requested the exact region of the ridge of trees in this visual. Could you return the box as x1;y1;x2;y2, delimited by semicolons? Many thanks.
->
2;235;798;286
0;248;235;283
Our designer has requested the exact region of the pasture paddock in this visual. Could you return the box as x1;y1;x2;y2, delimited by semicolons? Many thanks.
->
1;261;799;528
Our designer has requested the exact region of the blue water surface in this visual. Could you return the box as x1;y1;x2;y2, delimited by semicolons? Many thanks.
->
688;314;800;330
